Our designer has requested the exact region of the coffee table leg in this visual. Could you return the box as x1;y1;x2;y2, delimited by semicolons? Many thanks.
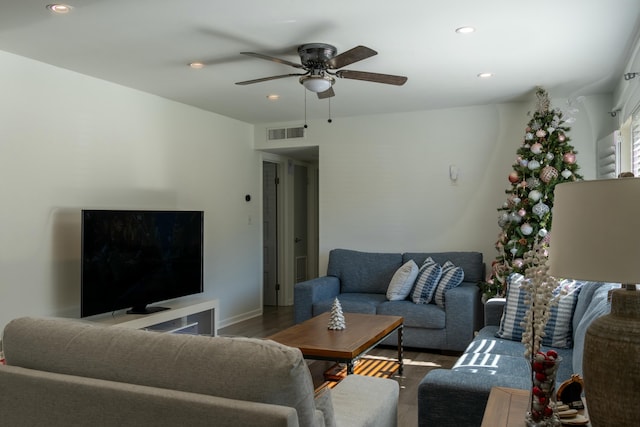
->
397;325;404;375
347;360;354;375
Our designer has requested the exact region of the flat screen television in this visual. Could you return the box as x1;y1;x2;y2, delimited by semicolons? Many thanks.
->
81;209;204;317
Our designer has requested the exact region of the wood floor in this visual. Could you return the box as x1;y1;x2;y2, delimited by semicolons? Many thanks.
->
218;306;458;427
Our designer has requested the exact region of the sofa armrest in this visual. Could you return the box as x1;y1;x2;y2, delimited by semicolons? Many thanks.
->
418;368;530;427
331;375;398;427
294;276;340;323
484;297;506;327
443;283;482;352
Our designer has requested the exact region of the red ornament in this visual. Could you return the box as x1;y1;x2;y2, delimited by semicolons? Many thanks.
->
508;171;519;183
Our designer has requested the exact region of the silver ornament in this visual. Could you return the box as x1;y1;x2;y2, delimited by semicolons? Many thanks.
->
527;160;541;170
532;201;550;218
528;190;542;202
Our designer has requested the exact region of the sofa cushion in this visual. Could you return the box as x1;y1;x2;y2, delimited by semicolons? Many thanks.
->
327;249;403;294
314;293;387;316
3;317;323;427
410;258;443;304
452;352;530;377
571;281;611;333
377;300;446;329
403;251;484;283
433;261;465;308
572;283;618;376
386;260;419;301
496;274;584;349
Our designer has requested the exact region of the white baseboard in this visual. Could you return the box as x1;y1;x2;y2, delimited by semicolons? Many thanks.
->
217;308;263;329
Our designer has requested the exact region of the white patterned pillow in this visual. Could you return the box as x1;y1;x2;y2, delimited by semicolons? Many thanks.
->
386;260;419;301
410;258;442;304
496;274;584;348
433;261;465;308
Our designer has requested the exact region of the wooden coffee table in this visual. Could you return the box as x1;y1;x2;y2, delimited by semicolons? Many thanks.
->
268;312;403;375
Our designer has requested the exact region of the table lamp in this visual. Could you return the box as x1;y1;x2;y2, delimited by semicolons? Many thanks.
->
548;178;640;427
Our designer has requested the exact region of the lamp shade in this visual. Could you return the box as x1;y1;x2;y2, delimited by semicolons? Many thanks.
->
548;178;640;284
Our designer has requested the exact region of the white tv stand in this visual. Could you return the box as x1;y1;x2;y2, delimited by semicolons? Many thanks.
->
86;296;219;336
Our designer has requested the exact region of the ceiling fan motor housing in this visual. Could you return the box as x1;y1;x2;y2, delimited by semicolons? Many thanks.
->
298;43;337;69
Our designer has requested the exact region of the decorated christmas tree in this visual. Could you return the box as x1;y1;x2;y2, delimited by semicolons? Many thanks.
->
328;297;346;330
481;88;583;299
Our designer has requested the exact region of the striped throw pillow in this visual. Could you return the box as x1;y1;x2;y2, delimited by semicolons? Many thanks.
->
410;258;442;304
433;261;465;308
496;274;585;348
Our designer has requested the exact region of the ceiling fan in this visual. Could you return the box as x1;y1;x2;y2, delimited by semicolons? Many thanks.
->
235;43;408;99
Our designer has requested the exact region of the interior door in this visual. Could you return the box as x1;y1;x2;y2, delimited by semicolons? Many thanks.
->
263;161;279;306
294;164;308;283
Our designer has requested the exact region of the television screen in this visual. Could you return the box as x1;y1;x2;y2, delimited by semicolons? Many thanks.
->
81;210;204;317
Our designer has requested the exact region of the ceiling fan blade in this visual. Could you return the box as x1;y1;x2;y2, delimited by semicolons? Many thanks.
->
235;73;306;85
336;70;408;86
327;45;377;69
240;52;304;69
317;87;335;99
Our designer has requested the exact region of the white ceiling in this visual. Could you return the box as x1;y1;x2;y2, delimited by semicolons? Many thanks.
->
1;1;640;125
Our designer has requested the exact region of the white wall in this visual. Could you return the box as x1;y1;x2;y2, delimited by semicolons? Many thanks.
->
256;94;611;274
0;51;262;333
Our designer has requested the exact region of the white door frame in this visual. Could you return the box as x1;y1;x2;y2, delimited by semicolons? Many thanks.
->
260;152;318;306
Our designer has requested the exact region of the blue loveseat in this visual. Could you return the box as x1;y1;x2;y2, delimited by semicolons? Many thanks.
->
294;249;485;352
418;280;618;427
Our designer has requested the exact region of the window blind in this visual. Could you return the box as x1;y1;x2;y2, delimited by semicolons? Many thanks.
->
632;109;640;177
596;132;620;179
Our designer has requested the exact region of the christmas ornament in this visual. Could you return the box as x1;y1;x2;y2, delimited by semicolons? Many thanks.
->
561;169;573;179
538;228;548;238
526;177;541;189
498;213;509;227
520;159;529;167
530;143;543;154
535;129;547;138
526;132;534;140
518;208;527;217
510;247;518;255
528;160;541;170
558;134;566;142
532;201;550;218
546;153;555;161
512;197;521;205
563;152;576;164
520;223;533;235
509;171;520;183
540;166;559;183
328;298;346;330
509;212;522;223
513;258;524;268
528;190;542;202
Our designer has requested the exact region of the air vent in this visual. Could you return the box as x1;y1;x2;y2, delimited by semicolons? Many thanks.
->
267;126;305;141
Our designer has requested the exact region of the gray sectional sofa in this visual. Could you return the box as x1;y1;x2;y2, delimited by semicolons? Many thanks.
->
294;249;485;352
0;316;399;427
418;280;618;427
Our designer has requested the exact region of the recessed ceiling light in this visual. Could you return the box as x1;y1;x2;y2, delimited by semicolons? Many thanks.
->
189;62;205;69
455;26;475;34
266;94;280;101
477;72;494;78
46;4;72;14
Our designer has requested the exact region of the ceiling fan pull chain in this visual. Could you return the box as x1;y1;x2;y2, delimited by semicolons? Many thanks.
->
304;88;308;128
328;98;332;123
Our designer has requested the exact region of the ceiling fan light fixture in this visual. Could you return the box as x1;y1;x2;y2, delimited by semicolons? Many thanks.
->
300;75;334;93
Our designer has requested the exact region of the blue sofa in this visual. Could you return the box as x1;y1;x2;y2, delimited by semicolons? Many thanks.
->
294;249;485;352
418;280;618;427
